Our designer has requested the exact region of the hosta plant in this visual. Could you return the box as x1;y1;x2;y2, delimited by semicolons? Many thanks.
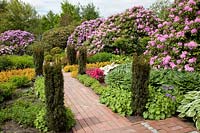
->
143;85;182;120
100;87;133;116
177;91;200;130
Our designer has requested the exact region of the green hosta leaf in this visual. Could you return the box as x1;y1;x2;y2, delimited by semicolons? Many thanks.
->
155;116;160;120
196;119;200;130
149;114;154;120
143;112;148;119
185;109;196;117
160;113;166;119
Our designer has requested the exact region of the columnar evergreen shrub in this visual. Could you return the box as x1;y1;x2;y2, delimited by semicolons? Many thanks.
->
33;42;44;76
67;44;76;65
44;62;67;132
131;54;150;116
78;46;87;74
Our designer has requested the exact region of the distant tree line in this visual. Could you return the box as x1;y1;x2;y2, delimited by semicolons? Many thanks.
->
0;0;100;36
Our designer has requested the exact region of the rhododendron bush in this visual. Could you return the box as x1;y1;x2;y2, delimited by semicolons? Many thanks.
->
0;30;35;55
67;6;160;55
87;6;160;54
146;0;200;71
67;18;105;48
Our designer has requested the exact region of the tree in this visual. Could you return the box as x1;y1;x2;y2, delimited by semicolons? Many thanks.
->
0;0;10;33
80;3;100;20
149;0;172;20
40;10;60;32
59;0;81;26
0;0;40;34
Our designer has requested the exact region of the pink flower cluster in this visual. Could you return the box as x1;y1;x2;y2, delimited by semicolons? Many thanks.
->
147;0;200;72
67;18;105;49
86;68;104;82
87;6;160;54
0;30;35;55
67;6;160;55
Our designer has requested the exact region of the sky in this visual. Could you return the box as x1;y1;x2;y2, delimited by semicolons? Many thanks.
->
22;0;158;17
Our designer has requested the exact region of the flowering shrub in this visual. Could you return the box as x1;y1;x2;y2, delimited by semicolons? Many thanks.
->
0;30;35;55
67;18;105;48
86;68;104;82
87;6;160;54
0;68;35;82
146;0;200;71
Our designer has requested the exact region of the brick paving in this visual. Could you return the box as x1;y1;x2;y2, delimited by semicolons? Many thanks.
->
63;72;198;133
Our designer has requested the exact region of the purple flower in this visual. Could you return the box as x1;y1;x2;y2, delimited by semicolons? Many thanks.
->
165;93;171;97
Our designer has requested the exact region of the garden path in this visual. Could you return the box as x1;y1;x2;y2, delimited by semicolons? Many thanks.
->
63;72;198;133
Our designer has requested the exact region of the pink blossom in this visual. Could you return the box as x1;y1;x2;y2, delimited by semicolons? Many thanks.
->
157;45;164;49
191;29;197;34
184;64;194;72
174;16;180;22
158;24;163;28
188;0;196;5
197;11;200;15
188;57;197;63
180;51;188;58
149;41;156;46
176;60;182;64
185;41;198;49
144;50;148;55
184;5;192;12
162;55;171;65
195;17;200;23
184;25;190;30
179;2;184;6
169;62;176;69
178;42;183;46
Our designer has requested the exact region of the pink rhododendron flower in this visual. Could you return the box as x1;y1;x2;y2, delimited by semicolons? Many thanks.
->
185;41;198;49
174;16;180;22
162;55;171;65
180;51;188;58
188;57;197;63
184;64;194;72
169;62;176;69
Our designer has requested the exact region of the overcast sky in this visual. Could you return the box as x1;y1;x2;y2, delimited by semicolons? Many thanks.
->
22;0;159;17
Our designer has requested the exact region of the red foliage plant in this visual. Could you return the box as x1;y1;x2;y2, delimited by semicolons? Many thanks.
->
86;68;104;82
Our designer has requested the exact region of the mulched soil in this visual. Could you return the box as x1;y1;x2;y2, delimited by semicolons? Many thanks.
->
0;121;39;133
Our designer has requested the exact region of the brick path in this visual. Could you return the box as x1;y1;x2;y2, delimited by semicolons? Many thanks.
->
63;73;198;133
